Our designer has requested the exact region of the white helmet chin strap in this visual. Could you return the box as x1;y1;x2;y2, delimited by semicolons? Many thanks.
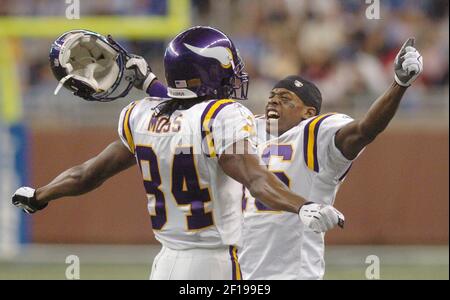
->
54;74;74;95
54;71;101;96
53;32;118;96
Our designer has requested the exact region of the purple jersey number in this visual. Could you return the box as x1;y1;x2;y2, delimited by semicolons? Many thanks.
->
136;145;214;231
172;147;214;230
135;145;167;230
255;144;293;211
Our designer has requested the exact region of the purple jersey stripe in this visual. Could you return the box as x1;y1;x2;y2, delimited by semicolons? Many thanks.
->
229;246;237;280
210;101;234;120
122;102;137;151
312;114;334;172
303;117;317;169
146;80;169;98
126;102;138;149
206;101;235;157
200;100;217;141
241;185;247;212
236;248;242;279
201;100;235;157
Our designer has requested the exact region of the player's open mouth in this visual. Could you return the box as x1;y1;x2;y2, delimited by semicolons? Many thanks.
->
266;109;280;119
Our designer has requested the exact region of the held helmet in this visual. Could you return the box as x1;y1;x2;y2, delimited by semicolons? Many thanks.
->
49;29;133;102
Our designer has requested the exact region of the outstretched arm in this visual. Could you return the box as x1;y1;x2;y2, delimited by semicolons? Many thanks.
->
12;140;136;213
219;144;304;214
335;38;423;160
335;82;407;160
219;140;344;232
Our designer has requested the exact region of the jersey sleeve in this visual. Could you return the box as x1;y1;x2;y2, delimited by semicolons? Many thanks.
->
145;80;169;98
117;101;139;154
201;99;256;157
303;113;358;175
303;113;360;204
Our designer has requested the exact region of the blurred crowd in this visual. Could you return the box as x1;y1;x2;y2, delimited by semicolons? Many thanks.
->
0;0;448;124
198;0;449;112
0;0;168;16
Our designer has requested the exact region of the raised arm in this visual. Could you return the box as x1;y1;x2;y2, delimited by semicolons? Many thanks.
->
335;82;407;159
12;140;136;213
335;38;423;160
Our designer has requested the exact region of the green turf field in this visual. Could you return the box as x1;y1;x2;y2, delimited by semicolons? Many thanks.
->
0;245;448;280
0;262;448;280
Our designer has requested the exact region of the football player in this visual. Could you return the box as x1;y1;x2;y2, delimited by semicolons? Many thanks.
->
239;38;423;279
12;27;345;280
138;37;423;279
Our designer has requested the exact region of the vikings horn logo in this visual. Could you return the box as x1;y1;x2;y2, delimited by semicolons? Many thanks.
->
184;43;233;69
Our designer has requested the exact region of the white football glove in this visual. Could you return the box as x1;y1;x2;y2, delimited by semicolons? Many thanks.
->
125;55;157;92
299;202;345;233
12;187;48;214
394;37;423;87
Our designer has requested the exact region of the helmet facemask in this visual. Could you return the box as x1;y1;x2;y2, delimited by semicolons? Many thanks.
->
229;51;249;100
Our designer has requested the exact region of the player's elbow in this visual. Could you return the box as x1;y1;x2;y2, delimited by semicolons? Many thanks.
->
247;172;265;195
248;184;264;201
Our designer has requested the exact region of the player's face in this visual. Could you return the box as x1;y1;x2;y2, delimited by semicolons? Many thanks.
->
266;88;316;136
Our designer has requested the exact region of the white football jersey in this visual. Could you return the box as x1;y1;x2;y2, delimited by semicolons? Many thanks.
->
118;98;255;250
240;113;357;280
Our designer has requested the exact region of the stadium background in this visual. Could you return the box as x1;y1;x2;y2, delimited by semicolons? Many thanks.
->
0;0;448;279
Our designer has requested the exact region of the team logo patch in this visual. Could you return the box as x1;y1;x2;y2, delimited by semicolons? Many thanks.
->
294;80;303;88
184;43;233;68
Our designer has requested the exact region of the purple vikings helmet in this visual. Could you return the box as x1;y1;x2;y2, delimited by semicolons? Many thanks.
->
164;26;249;100
49;30;134;102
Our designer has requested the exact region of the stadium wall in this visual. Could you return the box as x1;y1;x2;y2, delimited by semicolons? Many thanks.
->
29;126;449;245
